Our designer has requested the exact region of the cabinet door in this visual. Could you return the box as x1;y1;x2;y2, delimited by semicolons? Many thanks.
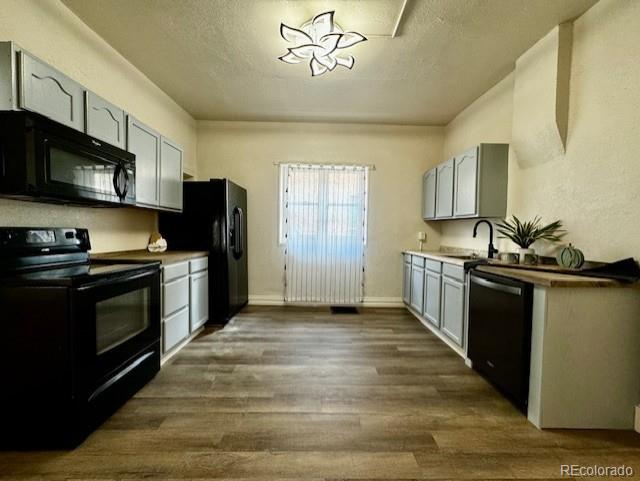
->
410;265;425;313
423;271;441;327
19;51;85;131
454;147;479;217
163;306;189;353
190;270;209;331
159;137;184;211
435;159;454;218
85;91;126;149
402;259;411;305
441;277;465;346
422;168;437;219
128;116;160;207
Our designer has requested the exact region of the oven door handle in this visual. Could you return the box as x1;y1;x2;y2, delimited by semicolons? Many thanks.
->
76;268;158;291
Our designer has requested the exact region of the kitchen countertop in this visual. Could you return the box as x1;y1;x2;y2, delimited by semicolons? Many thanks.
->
403;250;631;288
403;250;470;267
474;265;626;288
92;250;208;265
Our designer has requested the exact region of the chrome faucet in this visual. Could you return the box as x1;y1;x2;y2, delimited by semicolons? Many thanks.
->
473;220;499;259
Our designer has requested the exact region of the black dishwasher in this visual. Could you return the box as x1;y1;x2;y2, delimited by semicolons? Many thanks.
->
468;270;533;413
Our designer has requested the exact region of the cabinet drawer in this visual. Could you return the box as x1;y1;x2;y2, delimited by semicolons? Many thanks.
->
189;257;208;273
403;254;412;264
163;261;189;283
163;276;189;317
411;256;425;268
443;263;465;282
163;306;189;353
425;259;441;273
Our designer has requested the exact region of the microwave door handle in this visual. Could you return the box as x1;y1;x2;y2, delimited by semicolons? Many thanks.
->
112;162;128;200
113;163;123;199
120;164;129;199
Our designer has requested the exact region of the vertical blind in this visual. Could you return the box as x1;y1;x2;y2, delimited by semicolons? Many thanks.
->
282;163;369;304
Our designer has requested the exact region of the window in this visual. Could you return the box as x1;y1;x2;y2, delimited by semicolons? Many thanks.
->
279;163;370;304
278;163;369;244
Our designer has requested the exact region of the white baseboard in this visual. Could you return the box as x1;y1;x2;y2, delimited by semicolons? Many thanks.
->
248;295;285;306
248;295;404;308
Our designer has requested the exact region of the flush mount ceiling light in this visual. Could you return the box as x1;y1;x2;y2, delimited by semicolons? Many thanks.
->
278;11;367;77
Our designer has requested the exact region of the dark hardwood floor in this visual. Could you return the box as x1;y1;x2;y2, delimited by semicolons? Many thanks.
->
2;305;640;479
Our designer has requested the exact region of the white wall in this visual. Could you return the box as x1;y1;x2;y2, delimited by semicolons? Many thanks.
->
440;73;515;253
0;0;197;252
439;0;640;262
197;121;443;303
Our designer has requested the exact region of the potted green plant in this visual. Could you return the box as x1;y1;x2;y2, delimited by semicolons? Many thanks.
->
496;216;566;264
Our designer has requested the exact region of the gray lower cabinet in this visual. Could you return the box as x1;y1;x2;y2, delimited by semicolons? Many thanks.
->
162;261;190;353
422;168;437;220
18;50;85;131
435;159;454;218
162;256;209;357
189;257;209;331
85;91;126;148
159;137;184;211
423;270;441;327
410;263;425;313
402;254;466;353
128;115;161;207
402;255;411;304
441;276;465;346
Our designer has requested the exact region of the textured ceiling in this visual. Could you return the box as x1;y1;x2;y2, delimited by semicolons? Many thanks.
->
62;0;598;125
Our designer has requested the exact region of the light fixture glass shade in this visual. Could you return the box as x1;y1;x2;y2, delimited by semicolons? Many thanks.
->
279;11;366;77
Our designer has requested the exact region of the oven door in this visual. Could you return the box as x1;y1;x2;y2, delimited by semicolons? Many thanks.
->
34;129;135;205
74;268;160;398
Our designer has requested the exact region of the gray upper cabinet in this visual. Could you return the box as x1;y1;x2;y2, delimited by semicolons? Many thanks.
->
425;144;509;221
453;147;478;217
18;50;85;131
435;159;454;219
159;137;184;211
85;91;126;149
0;41;185;212
422;168;437;220
128;116;161;207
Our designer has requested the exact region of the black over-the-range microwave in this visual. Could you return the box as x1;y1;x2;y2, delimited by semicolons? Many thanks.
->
0;111;135;206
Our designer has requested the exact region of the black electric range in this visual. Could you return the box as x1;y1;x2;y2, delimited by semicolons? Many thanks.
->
0;227;161;449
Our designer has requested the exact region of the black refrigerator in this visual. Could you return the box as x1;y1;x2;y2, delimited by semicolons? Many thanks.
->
159;179;248;324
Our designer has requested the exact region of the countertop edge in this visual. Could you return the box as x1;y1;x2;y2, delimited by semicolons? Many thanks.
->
92;250;209;265
402;250;631;288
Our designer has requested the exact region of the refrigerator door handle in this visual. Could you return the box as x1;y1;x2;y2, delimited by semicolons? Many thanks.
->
232;206;244;259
